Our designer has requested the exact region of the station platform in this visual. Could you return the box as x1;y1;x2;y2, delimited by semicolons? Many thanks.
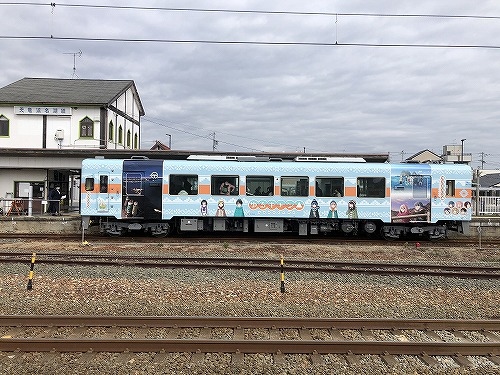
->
0;213;499;239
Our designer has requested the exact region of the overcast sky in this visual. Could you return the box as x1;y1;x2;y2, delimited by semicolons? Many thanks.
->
2;1;500;168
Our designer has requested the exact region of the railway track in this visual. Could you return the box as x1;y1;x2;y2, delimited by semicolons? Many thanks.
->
1;316;499;367
1;252;499;279
1;232;500;247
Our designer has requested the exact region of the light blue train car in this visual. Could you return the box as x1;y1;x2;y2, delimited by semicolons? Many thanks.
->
81;156;472;239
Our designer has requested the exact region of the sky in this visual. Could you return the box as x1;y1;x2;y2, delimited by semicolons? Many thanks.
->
1;1;500;169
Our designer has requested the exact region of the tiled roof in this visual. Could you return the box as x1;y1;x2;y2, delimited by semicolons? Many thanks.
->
479;173;500;188
0;77;144;115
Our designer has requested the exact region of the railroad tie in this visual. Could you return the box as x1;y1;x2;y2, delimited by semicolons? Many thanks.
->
418;352;439;367
153;349;169;365
360;328;376;341
199;327;212;339
344;350;359;366
273;350;285;365
380;351;398;367
453;353;474;367
451;330;471;342
77;350;97;363
190;349;204;364
233;327;244;340
116;349;135;364
231;350;244;366
487;354;500;366
482;330;500;342
310;350;324;366
299;328;312;340
269;328;280;340
166;327;180;339
40;349;59;364
1;326;24;338
68;326;87;339
424;329;443;342
329;328;345;341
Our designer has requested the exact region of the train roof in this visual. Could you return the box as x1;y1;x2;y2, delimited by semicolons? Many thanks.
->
0;148;390;163
84;150;390;163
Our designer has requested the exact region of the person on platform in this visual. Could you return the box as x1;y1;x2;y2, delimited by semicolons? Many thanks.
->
48;186;65;215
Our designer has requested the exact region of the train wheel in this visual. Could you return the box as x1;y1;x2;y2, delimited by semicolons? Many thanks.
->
381;226;399;241
106;228;123;237
151;223;170;237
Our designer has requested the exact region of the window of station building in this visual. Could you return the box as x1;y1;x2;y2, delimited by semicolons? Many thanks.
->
0;115;9;137
170;174;198;195
84;177;95;191
357;177;386;198
246;175;274;196
14;181;44;199
446;180;455;197
212;175;239;195
134;133;138;149
281;176;309;197
108;121;114;141
126;130;131;148
99;175;108;193
315;177;344;197
79;116;94;138
118;126;123;144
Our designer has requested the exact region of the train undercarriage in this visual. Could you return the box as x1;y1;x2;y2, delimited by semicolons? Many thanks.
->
88;216;467;240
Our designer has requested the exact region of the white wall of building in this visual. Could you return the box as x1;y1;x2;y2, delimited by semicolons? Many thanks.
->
0;86;141;150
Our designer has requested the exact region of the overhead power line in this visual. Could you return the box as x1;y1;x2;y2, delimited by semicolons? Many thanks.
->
2;35;500;49
2;2;500;20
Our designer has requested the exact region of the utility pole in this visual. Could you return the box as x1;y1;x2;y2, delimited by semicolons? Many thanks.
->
210;132;218;151
460;138;466;163
479;152;486;169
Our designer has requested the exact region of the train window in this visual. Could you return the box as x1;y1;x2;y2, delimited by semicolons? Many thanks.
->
357;177;385;198
446;180;455;197
281;176;309;197
84;177;94;191
212;176;239;195
246;175;274;196
169;174;198;195
315;177;344;197
99;175;108;193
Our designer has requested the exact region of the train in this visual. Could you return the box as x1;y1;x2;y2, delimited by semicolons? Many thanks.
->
80;155;473;240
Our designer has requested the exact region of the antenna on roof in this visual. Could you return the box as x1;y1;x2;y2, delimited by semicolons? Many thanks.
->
63;50;82;78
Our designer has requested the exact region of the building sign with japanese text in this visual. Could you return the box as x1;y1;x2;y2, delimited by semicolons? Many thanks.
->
14;106;73;116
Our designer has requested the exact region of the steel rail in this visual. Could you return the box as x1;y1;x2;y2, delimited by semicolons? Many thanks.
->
1;316;499;330
0;338;499;355
0;253;499;278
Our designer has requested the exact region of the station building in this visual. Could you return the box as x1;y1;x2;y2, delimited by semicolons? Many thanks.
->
0;77;145;214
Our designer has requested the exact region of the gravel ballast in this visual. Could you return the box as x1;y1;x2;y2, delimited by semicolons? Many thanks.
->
0;239;499;374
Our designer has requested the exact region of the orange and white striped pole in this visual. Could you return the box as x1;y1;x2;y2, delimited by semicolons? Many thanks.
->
27;252;36;291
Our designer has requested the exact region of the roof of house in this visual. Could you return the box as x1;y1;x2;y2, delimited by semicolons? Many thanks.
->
479;173;500;188
406;149;442;162
150;140;171;151
0;77;145;115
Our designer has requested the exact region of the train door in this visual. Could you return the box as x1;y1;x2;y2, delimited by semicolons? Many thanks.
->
390;165;431;223
97;174;110;212
123;159;163;220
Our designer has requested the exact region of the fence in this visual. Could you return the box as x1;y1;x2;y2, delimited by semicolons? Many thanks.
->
0;198;70;216
473;196;500;215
